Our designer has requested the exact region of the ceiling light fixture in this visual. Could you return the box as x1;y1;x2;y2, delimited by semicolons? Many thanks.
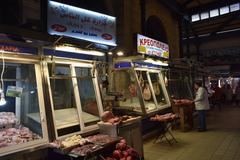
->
116;51;124;56
55;45;105;57
144;59;168;66
25;39;33;43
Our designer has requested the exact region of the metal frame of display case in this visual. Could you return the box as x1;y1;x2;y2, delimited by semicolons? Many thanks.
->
42;56;104;140
112;60;171;115
135;67;171;111
168;60;194;100
0;52;49;156
168;70;193;100
192;62;208;85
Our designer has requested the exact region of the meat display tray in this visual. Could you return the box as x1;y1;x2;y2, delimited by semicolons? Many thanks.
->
52;142;93;155
68;144;103;158
52;144;82;155
52;137;122;158
68;137;122;158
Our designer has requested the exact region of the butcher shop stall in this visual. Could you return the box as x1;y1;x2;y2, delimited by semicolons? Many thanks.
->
111;58;171;116
168;60;195;131
42;46;105;139
0;42;49;156
110;34;171;116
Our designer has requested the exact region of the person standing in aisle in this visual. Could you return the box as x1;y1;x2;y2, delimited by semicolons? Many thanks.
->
235;82;240;107
211;84;223;110
193;81;210;132
225;84;233;106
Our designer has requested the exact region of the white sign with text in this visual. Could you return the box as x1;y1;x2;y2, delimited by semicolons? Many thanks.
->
137;34;169;59
48;1;116;46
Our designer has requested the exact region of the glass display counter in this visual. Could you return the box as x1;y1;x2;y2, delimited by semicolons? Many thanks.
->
111;61;171;115
43;58;103;139
0;54;48;156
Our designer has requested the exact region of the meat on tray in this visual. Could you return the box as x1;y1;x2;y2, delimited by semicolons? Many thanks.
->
70;144;102;156
86;134;117;144
173;99;193;106
101;111;136;125
0;112;19;126
150;113;177;122
50;135;89;148
0;126;41;148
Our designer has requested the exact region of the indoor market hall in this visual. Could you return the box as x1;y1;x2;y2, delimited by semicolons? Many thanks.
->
0;0;240;160
144;105;240;160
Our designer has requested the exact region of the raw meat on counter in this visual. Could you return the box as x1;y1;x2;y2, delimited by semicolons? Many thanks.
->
150;113;177;122
101;111;136;125
71;144;102;156
0;112;19;127
0;126;41;148
101;111;114;122
86;134;118;145
173;99;193;106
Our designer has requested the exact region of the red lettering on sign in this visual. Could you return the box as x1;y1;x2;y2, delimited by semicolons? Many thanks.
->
0;46;20;52
51;24;67;32
102;33;113;40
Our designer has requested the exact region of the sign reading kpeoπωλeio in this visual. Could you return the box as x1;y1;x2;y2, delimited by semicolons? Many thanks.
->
47;1;116;46
137;34;169;59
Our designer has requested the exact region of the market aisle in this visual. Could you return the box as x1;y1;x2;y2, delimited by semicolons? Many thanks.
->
143;107;240;160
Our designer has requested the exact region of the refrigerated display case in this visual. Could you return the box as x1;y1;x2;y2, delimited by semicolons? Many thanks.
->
0;52;49;156
111;59;171;115
42;52;104;139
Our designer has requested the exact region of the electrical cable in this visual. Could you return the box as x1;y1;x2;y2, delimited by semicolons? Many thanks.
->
0;51;6;105
1;51;5;92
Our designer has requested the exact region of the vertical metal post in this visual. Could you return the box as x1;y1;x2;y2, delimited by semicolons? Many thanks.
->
140;0;146;34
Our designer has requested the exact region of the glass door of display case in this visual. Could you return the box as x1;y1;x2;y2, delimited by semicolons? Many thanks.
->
111;68;171;115
148;71;170;109
0;56;48;156
44;60;103;139
136;69;171;113
136;70;158;113
74;66;102;128
112;69;145;114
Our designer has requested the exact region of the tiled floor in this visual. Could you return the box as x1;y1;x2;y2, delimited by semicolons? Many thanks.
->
144;106;240;160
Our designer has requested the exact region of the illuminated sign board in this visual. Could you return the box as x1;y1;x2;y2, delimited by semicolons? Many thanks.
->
0;43;38;55
47;1;116;46
137;34;169;59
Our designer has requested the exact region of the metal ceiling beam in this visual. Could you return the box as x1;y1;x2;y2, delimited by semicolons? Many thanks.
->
182;28;240;42
182;0;194;6
196;0;202;5
183;10;240;36
158;0;187;16
211;11;240;35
